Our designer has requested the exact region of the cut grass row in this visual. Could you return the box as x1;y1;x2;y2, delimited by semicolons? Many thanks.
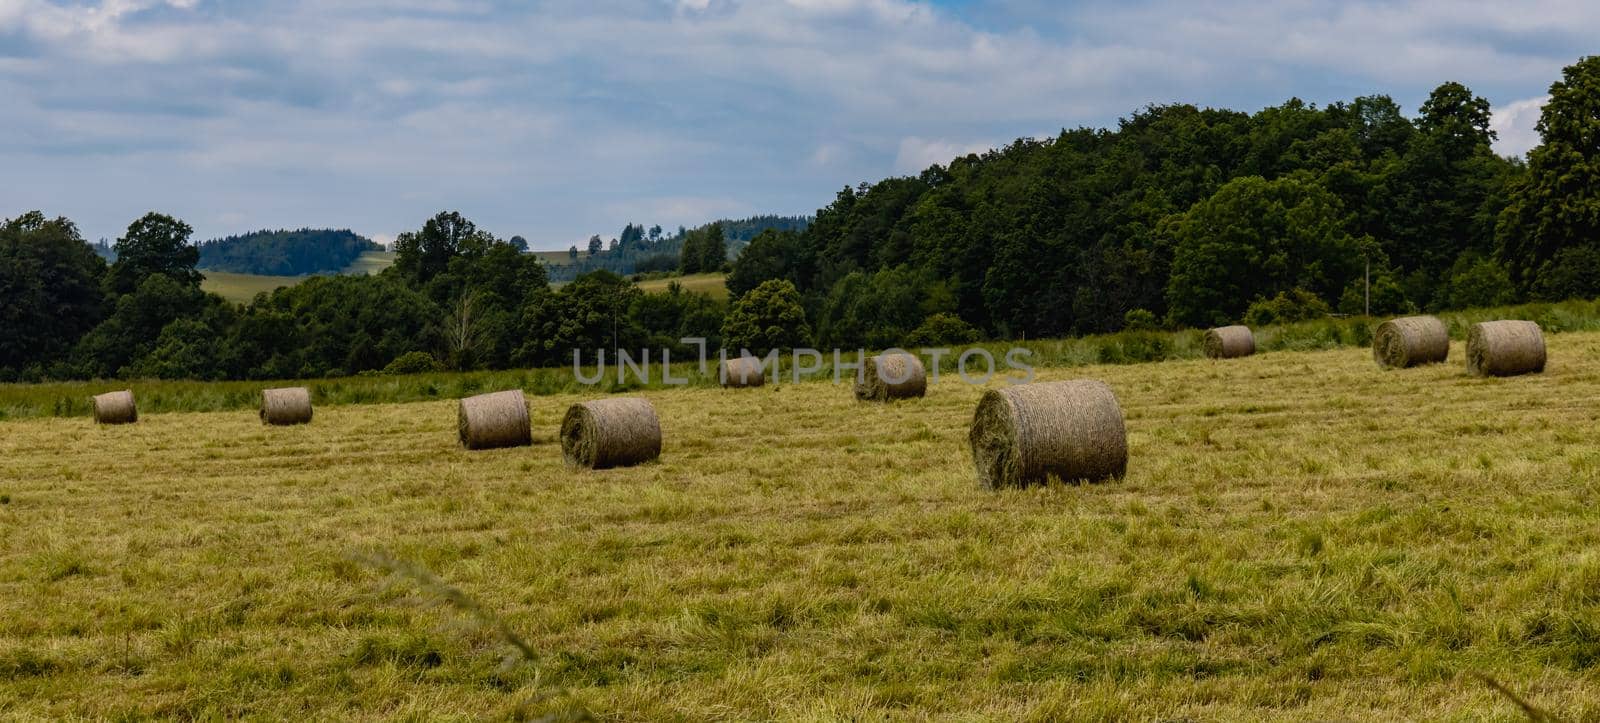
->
6;298;1600;421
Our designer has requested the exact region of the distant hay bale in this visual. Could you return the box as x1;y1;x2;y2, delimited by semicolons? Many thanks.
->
561;397;661;469
260;386;313;425
968;379;1127;488
720;357;766;388
1373;315;1449;369
854;352;927;401
92;390;137;425
1203;325;1255;359
457;390;532;450
1466;320;1546;377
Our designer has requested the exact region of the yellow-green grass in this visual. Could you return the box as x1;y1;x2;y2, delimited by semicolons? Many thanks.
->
5;337;1600;717
636;272;728;300
343;250;396;276
199;270;306;304
534;250;578;267
200;251;397;304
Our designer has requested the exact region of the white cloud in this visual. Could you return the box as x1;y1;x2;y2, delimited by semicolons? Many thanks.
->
1491;96;1548;158
894;137;996;174
0;0;1593;247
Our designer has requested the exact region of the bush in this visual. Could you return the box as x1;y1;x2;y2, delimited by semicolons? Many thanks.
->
1243;289;1332;326
1097;332;1173;364
1122;308;1159;331
383;351;444;375
905;313;981;347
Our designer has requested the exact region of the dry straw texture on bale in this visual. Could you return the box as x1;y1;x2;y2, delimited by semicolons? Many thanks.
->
260;387;313;425
854;352;927;401
457;390;532;450
1466;320;1546;377
968;379;1127;488
562;397;662;469
720;357;766;388
1203;325;1255;359
92;390;137;425
1373;315;1450;369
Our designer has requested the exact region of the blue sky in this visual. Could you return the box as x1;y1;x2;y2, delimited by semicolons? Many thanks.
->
0;0;1588;249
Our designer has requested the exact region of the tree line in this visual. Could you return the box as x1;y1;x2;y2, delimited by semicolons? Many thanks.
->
724;56;1600;347
547;216;811;281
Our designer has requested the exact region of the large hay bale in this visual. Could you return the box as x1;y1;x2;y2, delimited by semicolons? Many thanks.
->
854;352;927;401
968;380;1127;488
720;357;766;388
260;386;313;425
458;390;532;450
1466;320;1546;377
1373;315;1449;369
92;390;137;425
561;397;661;469
1203;325;1255;359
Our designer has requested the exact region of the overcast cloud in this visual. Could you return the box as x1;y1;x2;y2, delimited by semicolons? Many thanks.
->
0;0;1586;248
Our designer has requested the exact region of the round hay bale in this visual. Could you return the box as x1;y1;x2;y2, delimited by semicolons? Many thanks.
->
1466;320;1546;377
969;380;1127;488
92;390;137;425
561;397;661;469
260;386;313;425
1203;325;1255;359
1373;315;1449;369
720;357;766;388
457;390;532;450
854;352;927;401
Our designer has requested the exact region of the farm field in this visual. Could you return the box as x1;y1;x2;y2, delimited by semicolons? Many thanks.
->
200;251;396;303
635;272;729;300
198;271;306;303
3;335;1600;719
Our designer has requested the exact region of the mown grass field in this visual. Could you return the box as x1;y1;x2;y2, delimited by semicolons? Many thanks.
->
3;333;1600;719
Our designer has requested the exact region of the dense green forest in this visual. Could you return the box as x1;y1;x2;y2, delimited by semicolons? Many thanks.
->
2;55;1598;383
197;228;382;276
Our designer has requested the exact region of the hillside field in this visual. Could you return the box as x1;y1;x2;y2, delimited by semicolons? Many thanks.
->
3;335;1600;719
635;272;729;300
200;254;726;304
200;251;395;303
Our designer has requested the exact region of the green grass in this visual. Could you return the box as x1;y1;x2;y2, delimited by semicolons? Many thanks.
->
199;270;306;303
200;251;397;304
2;333;1599;718
534;250;578;267
636;272;728;300
343;250;395;276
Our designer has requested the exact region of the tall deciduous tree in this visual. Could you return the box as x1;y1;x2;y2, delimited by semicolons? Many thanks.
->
390;211;493;287
1498;55;1600;298
721;279;810;354
105;212;201;297
0;212;107;373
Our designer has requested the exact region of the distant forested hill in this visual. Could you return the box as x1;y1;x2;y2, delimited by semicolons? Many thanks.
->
545;215;810;281
689;215;811;249
198;229;380;276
